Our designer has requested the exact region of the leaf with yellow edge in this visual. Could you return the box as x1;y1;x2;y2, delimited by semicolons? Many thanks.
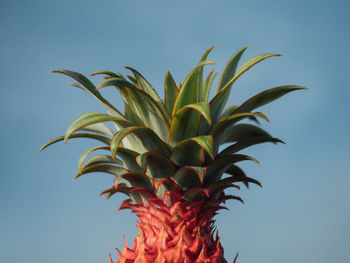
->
169;101;211;145
172;61;215;115
205;154;259;183
40;133;111;152
170;135;214;166
210;53;280;122
64;112;132;144
111;126;170;160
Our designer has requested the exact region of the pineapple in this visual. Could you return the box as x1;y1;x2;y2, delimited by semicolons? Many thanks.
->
41;46;305;262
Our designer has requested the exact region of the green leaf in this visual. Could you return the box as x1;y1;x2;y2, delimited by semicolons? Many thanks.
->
98;78;170;141
90;71;123;78
111;126;171;159
209;112;269;144
114;147;143;173
205;154;259;183
82;155;122;170
234;85;307;113
169;102;211;145
172;167;203;191
136;151;177;179
126;67;165;108
202;69;218;102
78;146;110;173
114;172;153;191
155;178;181;200
126;75;138;86
96;77;143;125
74;164;128;180
81;123;114;138
221;123;271;143
219;105;260;124
210;53;280;123
219;137;284;156
99;183;131;200
205;179;241;199
172;61;215;115
215;45;248;94
40;133;111;152
225;165;262;188
52;70;125;119
170;135;214;167
235;53;281;78
183;188;210;202
164;70;179;115
198;46;214;101
64;112;132;143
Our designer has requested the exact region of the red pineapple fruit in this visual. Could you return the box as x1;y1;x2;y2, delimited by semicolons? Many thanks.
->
41;46;305;262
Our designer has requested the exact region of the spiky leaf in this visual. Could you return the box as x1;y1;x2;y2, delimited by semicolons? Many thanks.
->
210;53;280;123
169;102;211;145
52;70;125;119
234;85;307;113
164;70;179;115
64;112;132;143
172;61;215;114
98;78;170;141
215;45;247;94
205;154;259;183
111;126;170;159
40;133;111;152
136;151;177;179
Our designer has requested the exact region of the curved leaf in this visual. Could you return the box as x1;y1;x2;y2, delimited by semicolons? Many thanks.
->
99;183;130;200
220;105;260;124
116;147;143;173
111;126;170;159
220;136;284;156
183;187;210;202
172;61;215;115
74;164;128;180
202;68;217;102
155;178;181;200
170;135;214;166
205;154;259;183
64;112;132;143
225;165;262;188
198;46;215;101
169;102;211;145
114;172;153;191
136;151;177;179
172;166;206;191
40;133;111;152
98;78;170;141
164;70;179;115
81;123;114;138
90;71;122;78
209;112;269;144
234;85;307;114
52;70;125;119
215;45;248;94
78;146;110;173
221;123;271;143
125;67;164;107
210;53;280;123
82;155;122;170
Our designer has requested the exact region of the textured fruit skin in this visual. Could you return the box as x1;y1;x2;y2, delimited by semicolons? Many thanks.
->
114;191;227;263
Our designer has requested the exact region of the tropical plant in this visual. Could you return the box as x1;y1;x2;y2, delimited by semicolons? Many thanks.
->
40;46;305;263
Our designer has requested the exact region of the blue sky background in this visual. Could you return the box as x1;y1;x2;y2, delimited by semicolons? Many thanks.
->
1;0;349;262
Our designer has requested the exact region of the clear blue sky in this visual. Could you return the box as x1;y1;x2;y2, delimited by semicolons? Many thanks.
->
1;0;349;262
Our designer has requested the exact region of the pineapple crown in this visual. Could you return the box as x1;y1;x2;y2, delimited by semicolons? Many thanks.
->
40;46;306;207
